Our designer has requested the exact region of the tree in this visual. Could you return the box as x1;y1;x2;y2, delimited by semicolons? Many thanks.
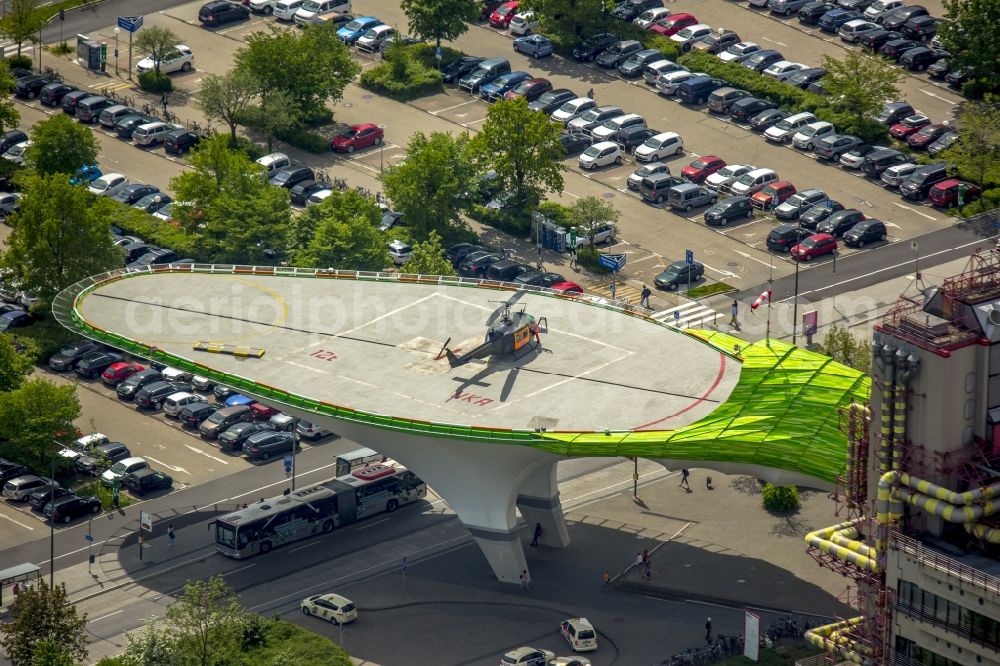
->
819;325;872;374
820;52;900;137
197;70;257;146
240;90;300;152
943;101;1000;209
403;231;455;275
381;131;475;242
292;192;389;271
25;114;99;175
0;175;122;299
939;0;1000;97
0;0;45;56
568;195;620;246
235;24;360;116
133;26;181;76
0;334;33;392
165;576;247;666
0;379;80;471
470;98;565;210
532;0;608;47
0;580;88;666
30;640;75;666
400;0;479;49
0;68;18;134
169;135;291;264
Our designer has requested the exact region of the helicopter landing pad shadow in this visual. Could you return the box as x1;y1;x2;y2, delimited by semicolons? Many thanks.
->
449;344;543;402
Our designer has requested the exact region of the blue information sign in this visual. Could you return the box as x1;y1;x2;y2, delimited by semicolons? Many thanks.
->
685;249;694;265
598;253;626;272
283;455;292;474
435;46;442;60
117;16;143;33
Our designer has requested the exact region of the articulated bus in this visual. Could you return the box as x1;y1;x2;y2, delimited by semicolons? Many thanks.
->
214;463;427;558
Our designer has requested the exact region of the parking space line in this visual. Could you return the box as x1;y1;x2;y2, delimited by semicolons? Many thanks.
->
183;444;229;465
144;456;190;475
430;99;480;115
0;511;35;530
893;202;937;221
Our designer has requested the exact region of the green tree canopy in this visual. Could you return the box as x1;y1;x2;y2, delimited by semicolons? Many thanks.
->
134;26;181;76
25;114;100;176
402;230;455;275
400;0;479;49
0;378;81;470
292;191;389;270
0;67;18;133
0;0;45;56
943;101;1000;209
381;131;475;243
532;0;609;47
939;0;1000;97
0;174;122;299
820;52;901;128
240;89;300;152
568;196;620;245
469;98;565;209
197;70;257;146
0;334;34;392
165;576;246;666
235;24;360;115
819;325;872;374
169;135;291;264
0;580;88;666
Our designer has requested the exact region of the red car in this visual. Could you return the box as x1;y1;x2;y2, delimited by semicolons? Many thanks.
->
552;281;583;295
331;123;384;153
489;1;519;28
791;233;837;261
503;77;553;101
648;13;697;37
889;114;931;139
101;361;144;387
907;123;950;149
681;156;726;184
249;402;280;421
928;179;981;208
751;181;797;209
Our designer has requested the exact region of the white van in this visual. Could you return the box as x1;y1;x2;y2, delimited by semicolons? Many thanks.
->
764;111;817;143
256;152;291;174
163;391;205;417
293;0;349;24
272;0;305;20
728;168;778;195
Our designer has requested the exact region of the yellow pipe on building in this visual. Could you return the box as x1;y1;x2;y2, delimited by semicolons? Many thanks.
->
805;520;879;572
804;617;875;666
965;522;1000;543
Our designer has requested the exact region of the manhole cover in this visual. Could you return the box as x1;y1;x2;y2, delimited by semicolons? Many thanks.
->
343;102;352;107
601;192;615;199
728;261;738;267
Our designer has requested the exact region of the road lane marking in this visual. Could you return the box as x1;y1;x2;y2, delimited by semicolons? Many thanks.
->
701;262;737;278
183;444;229;465
355;517;390;530
735;249;774;268
89;609;124;623
0;512;35;530
144;457;189;475
918;88;957;105
289;541;323;552
223;563;256;576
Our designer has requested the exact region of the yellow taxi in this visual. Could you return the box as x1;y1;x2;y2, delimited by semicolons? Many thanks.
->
300;593;358;625
559;617;598;652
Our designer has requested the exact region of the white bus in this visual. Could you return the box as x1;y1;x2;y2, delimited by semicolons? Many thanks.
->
214;464;426;558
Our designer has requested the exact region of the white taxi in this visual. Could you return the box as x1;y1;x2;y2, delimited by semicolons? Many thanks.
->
501;646;555;665
560;617;598;652
300;593;358;625
548;658;592;666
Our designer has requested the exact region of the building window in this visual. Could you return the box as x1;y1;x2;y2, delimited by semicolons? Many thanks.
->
897;580;1000;650
896;635;963;666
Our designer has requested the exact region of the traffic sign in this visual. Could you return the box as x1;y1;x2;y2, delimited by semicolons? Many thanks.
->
84;533;93;542
598;253;626;272
284;454;292;475
139;511;153;533
685;249;694;265
117;16;143;32
435;46;442;60
673;310;680;322
402;556;408;571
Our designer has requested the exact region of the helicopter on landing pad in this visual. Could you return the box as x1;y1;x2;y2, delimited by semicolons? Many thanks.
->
439;292;544;368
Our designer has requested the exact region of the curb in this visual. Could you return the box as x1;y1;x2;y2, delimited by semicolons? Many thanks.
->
615;579;837;619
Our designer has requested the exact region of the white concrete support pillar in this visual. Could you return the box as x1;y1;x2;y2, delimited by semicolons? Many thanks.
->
516;461;570;549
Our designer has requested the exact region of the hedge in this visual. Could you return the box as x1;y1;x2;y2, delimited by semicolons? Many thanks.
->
107;205;202;260
138;70;173;93
275;126;328;154
358;44;450;101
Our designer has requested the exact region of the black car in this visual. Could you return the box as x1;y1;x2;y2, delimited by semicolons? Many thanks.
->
558;131;592;156
881;4;928;30
900;14;937;40
442;56;484;84
730;98;775;123
133;192;172;214
513;271;567;288
124;468;173;495
128;248;180;269
213;383;236;401
115;114;158;140
528;89;576;114
116;368;163;400
60;89;90;114
704;196;753;226
49;339;104;371
595;40;642;68
290;180;328;206
766;224;812;252
218;421;275;451
458;251;502;278
653;260;704;290
74;351;124;379
39;82;77;107
817;209;866;236
0;129;28;156
900;46;946;71
445;243;490;267
676;76;727;105
842;219;887;247
927;130;958;157
269;165;315;189
179;401;220;428
198;0;250;26
243;431;296;461
0;460;30;484
164;129;201;154
44;494;102;523
111;184;159;205
619;49;665;78
784;67;828;88
75;442;132;476
135;381;192;409
859;29;901;50
927;58;950;79
798;1;837;24
861;148;908;176
750;108;791;131
611;0;662;20
618;126;657;153
880;38;920;60
14;75;54;100
875;101;915;125
572;32;617;61
124;242;157;263
800;201;846;229
742;50;784;72
28;486;75;512
945;66;973;87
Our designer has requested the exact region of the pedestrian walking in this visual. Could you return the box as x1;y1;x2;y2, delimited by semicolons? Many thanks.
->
530;522;543;547
680;468;690;490
520;569;530;590
730;300;740;330
644;559;652;580
586;87;595;99
610;282;617;299
12;582;20;598
640;284;652;309
602;570;610;588
634;552;643;568
705;617;713;642
642;548;649;564
167;524;175;547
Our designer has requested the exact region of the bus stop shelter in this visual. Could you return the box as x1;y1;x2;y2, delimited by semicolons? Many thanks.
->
0;562;41;609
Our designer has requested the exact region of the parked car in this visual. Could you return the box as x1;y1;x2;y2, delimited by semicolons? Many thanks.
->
634;131;683;161
49;340;104;372
653;260;704;290
591;113;646;142
628;162;670;190
489;0;519;28
101;361;144;386
670;24;713;52
927;130;958;157
356;25;395;52
742;50;785;72
818;8;863;32
164;129;201;154
571;33;617;61
441;56;484;84
775;189;828;219
198;1;250;26
764;112;817;143
749;108;791;131
112;184;159;205
101;456;149;487
766;224;812;252
124;468;173;495
133;192;173;214
704;196;753;225
218;421;275;451
839;18;880;41
907;123;949;149
115;114;158;140
817;209;866;236
695;30;740;53
928;179;981;208
179;402;220;428
792;121;836;150
331;123;383;153
509;10;540;34
579;141;623;170
75;442;132;476
899;162;948;200
791;233;838;261
783;67;828;88
634;6;670;28
863;0;903;21
798;1;838;24
860;28;902;50
481;71;533;101
800;201;845;229
513;34;554;58
550;97;597;124
880;38;920;60
813;134;863;160
762;61;807;79
116;368;163;400
336;16;382;42
29;486;75;512
612;0;662;20
270;165;315;189
136;381;191;410
861;148;909;176
842;219;887;247
648;13;697;37
681;156;726;183
900;46;946;70
244;432;297;461
528;89;576;114
619;49;665;77
839;143;882;169
706;87;751;114
881;4;928;30
751;181;797;209
14;74;56;100
39;82;76;107
44;494;102;523
595;40;642;68
728;168;779;196
136;45;194;74
718;42;761;63
74;350;124;379
890;114;930;139
769;0;813;15
4;475;57;501
705;164;755;191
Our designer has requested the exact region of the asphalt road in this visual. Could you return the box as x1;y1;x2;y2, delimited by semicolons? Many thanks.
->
41;0;195;43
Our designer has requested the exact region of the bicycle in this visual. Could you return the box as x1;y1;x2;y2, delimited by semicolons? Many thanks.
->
43;67;63;82
333;177;348;191
314;169;330;184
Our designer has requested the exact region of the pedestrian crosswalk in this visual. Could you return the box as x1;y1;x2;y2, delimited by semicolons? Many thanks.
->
2;40;23;59
588;281;644;304
651;300;723;329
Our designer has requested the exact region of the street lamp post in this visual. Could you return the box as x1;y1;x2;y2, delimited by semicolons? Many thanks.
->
378;125;385;174
114;28;120;76
161;91;169;120
791;219;802;346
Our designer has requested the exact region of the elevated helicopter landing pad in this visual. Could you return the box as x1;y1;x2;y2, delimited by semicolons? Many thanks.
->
76;271;741;432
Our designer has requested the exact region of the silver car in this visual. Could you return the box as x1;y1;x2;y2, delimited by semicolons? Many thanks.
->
768;0;813;15
881;163;919;188
3;476;57;501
